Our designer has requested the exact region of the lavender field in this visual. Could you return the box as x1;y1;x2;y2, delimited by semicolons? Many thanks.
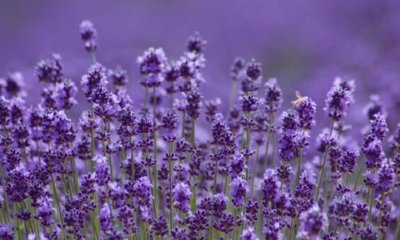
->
1;1;400;240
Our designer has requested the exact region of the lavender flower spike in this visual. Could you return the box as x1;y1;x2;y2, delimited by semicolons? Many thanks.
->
292;91;316;130
173;182;192;213
324;77;355;121
230;176;248;207
79;20;97;53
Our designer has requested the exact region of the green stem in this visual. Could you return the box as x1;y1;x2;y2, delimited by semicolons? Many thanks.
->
368;186;374;223
230;80;237;109
15;203;21;240
181;112;186;139
315;121;334;201
263;127;271;171
90;211;100;240
190;118;198;213
152;87;159;218
90;112;96;173
393;215;400;240
107;120;114;182
353;160;363;190
295;148;303;187
144;87;149;114
290;216;299;240
209;158;219;240
131;149;135;180
250;146;260;197
190;119;195;146
91;51;97;63
168;142;174;238
71;157;80;193
264;113;275;170
51;175;67;239
191;178;197;212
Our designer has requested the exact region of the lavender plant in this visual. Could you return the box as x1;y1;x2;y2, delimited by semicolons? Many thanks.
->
0;20;399;240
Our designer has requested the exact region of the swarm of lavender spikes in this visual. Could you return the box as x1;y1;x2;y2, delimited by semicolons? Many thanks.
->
1;19;400;240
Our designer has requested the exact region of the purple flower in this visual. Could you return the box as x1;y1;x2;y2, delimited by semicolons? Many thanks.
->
230;176;248;207
298;204;327;238
278;129;300;162
295;170;315;200
99;203;112;232
35;198;54;227
152;216;168;237
80;173;96;195
329;193;354;219
359;225;378;240
245;200;259;225
241;226;259;240
338;147;359;174
133;176;154;209
214;213;235;234
212;193;228;217
241;59;261;93
6;163;29;202
278;110;307;162
177;53;202;82
109;66;128;90
229;154;245;178
137;115;153;135
264;78;283;113
352;202;368;223
137;47;167;76
64;196;87;238
35;54;64;84
393;153;400;176
245;59;262;82
173;182;192;212
292;92;316;130
10;97;25;124
55;79;78;110
277;163;292;185
389;123;400;153
186;32;206;54
280;111;298;131
369;113;388;140
262;169;279;203
117;205;137;235
240;94;259;113
165;63;180;83
364;95;386;121
161;111;178;131
0;224;13;240
231;57;245;81
0;97;10;126
79;20;97;52
204;98;221;122
94;155;111;186
362;135;385;169
4;72;25;98
187;210;209;236
324;77;355;121
316;128;338;153
376;164;394;195
184;89;202;119
172;226;188;240
363;170;378;188
81;63;107;98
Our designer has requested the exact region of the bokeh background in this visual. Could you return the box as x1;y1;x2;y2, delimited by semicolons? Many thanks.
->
1;0;400;131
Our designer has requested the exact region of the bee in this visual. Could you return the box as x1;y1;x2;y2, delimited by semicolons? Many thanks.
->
291;91;307;107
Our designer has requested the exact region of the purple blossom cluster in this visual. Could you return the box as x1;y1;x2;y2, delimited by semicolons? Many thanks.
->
0;20;399;240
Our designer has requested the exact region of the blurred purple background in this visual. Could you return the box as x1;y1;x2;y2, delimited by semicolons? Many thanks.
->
1;0;400;130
